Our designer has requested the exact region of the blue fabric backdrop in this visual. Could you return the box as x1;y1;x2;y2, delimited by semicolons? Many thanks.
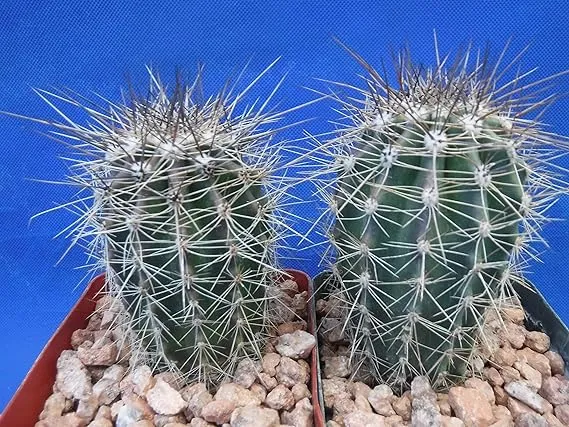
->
1;0;568;411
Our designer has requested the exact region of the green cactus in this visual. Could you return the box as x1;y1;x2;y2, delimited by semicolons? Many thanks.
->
26;64;294;387
315;44;569;390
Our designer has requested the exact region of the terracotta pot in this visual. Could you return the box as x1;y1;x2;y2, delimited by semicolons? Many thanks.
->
0;269;325;427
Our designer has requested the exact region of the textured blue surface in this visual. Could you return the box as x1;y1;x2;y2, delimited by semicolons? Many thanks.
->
1;0;569;412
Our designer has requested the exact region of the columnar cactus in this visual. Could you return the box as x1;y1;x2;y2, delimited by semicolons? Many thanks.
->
30;65;292;387
315;45;569;390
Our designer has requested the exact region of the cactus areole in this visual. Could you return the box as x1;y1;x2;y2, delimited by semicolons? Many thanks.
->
319;45;569;390
32;65;291;387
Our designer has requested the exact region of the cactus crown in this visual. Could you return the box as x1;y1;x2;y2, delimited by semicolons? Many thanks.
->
26;62;297;387
312;42;569;390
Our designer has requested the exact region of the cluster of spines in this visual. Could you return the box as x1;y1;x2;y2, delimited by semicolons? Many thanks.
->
307;42;569;391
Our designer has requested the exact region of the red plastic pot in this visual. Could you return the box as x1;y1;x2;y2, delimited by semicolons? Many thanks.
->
0;269;325;427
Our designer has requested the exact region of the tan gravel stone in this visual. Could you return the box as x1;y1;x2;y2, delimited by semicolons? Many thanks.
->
275;356;309;387
448;386;494;427
484;367;504;387
524;331;550;353
261;353;281;377
538;375;569;405
464;377;495;405
249;383;267;402
514;412;548;426
181;383;213;418
368;384;396;416
544;351;565;376
502;322;526;349
334;392;357;415
500;366;522;384
86;419;113;427
392;392;412;421
506;397;536;419
494;385;509;406
265;384;295;410
56;350;93;401
39;392;67;420
492;347;517;367
554;404;569;425
343;410;387;426
291;383;311;402
504;381;550;414
512;362;542;390
145;379;186;415
543;412;565;427
516;348;551;378
441;416;465;427
77;338;119;366
35;413;88;427
233;359;261;388
323;377;349;408
349;382;372;399
214;383;262;408
258;372;278;390
200;400;235;424
501;307;525;325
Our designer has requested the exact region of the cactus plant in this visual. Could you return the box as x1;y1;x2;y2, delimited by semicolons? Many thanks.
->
313;42;569;391
21;63;298;387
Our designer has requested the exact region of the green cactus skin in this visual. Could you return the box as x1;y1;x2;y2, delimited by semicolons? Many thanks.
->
316;44;569;391
26;64;294;387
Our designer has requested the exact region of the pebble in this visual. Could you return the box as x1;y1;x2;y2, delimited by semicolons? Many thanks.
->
280;397;314;427
35;413;88;427
368;384;396;416
504;381;550;414
131;365;155;396
544;351;565;375
291;383;311;402
214;383;262;407
516;348;551;378
514;412;548;427
200;400;235;424
55;350;93;401
554;404;569;424
39;392;67;420
249;383;267;402
484;367;504;387
503;322;526;349
115;395;154;427
512;362;542;390
77;338;119;366
333;392;357;415
181;383;213;417
232;359;261;388
411;376;441;427
538;375;569;405
275;356;309;387
261;353;281;377
392;393;412;421
448;386;494;426
265;384;295;410
275;330;317;359
323;355;350;378
343;410;387;426
145;378;186;415
524;331;550;353
230;405;280;427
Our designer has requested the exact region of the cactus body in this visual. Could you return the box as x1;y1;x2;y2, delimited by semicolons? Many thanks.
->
34;67;290;387
317;46;568;390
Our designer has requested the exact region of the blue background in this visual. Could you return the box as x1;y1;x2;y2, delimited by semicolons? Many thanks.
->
1;0;569;411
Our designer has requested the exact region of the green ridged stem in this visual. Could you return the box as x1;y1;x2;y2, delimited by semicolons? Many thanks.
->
319;49;566;390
